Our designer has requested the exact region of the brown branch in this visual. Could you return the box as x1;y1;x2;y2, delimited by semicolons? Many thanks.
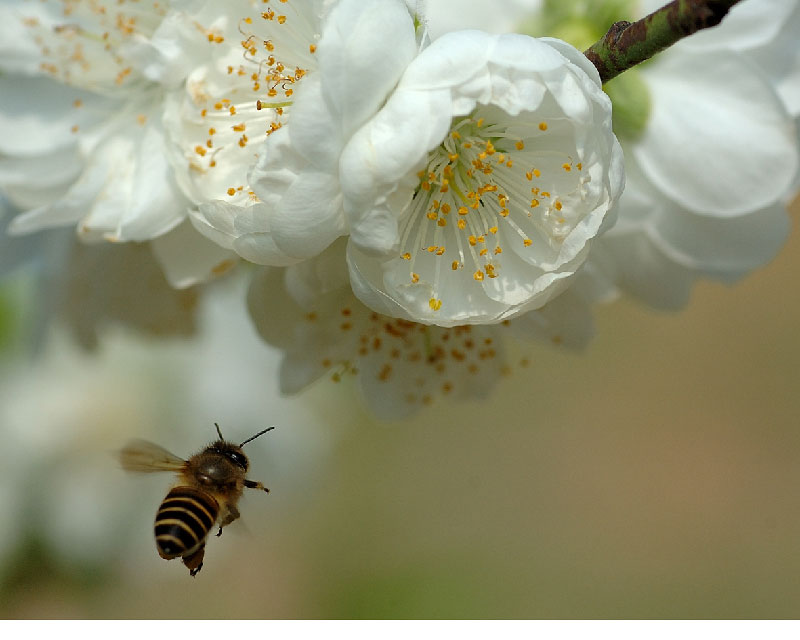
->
584;0;743;84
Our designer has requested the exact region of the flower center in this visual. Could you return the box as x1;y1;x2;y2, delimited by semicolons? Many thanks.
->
398;106;590;312
306;305;505;408
24;1;166;91
183;1;320;202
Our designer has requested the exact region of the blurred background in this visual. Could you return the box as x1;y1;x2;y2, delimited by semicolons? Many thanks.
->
0;194;797;619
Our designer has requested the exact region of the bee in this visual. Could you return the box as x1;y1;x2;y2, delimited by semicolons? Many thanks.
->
119;423;273;577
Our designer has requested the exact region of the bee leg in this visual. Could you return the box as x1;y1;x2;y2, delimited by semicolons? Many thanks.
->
215;504;241;537
183;543;206;577
245;479;270;493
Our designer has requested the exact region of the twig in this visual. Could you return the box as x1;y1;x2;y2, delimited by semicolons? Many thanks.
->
584;0;743;84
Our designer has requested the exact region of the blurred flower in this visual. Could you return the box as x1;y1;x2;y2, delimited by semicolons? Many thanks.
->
656;0;800;195
55;240;202;349
246;239;608;419
642;0;800;120
1;0;186;239
1;196;202;352
0;0;238;286
596;0;799;309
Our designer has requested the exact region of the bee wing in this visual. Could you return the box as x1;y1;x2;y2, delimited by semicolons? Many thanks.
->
119;439;186;473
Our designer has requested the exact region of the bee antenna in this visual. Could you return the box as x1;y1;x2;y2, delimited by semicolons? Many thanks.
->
239;426;275;448
214;422;224;440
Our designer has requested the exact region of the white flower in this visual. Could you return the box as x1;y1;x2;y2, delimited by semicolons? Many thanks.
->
246;239;604;419
57;240;204;349
1;0;183;239
658;0;800;198
342;32;623;326
596;0;799;308
192;0;422;264
0;0;236;287
644;0;800;121
592;164;791;309
451;0;798;310
243;25;623;327
167;0;329;212
0;220;202;350
624;47;797;219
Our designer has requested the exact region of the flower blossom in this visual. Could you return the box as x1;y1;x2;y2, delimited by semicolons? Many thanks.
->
191;0;424;265
0;0;240;287
167;0;330;221
594;0;799;308
449;0;798;310
246;240;606;419
340;32;624;326
236;24;623;326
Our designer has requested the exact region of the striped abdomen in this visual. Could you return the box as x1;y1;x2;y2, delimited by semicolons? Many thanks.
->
154;486;219;559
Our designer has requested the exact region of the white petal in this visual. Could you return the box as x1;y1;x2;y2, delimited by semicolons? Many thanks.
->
348;243;515;326
0;75;114;156
600;165;790;306
284;238;353;307
658;0;799;53
653;202;790;277
150;220;238;289
120;9;209;88
249;126;309;207
348;202;400;256
507;285;595;350
7;150;110;235
190;201;239;250
0;146;81;210
233;234;305;267
594;233;695;311
340;86;452;205
271;171;346;259
634;49;798;217
315;0;419;142
192;201;301;267
115;125;188;241
539;37;602;88
77;126;187;242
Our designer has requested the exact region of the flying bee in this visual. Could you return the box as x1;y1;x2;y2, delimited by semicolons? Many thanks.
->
119;423;273;577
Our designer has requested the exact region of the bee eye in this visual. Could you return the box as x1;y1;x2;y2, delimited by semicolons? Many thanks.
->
227;451;247;470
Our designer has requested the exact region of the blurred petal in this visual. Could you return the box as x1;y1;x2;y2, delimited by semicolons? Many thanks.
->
634;49;798;217
151;219;238;289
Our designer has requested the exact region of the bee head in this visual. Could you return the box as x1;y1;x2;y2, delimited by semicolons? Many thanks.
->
208;423;275;471
206;440;249;471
